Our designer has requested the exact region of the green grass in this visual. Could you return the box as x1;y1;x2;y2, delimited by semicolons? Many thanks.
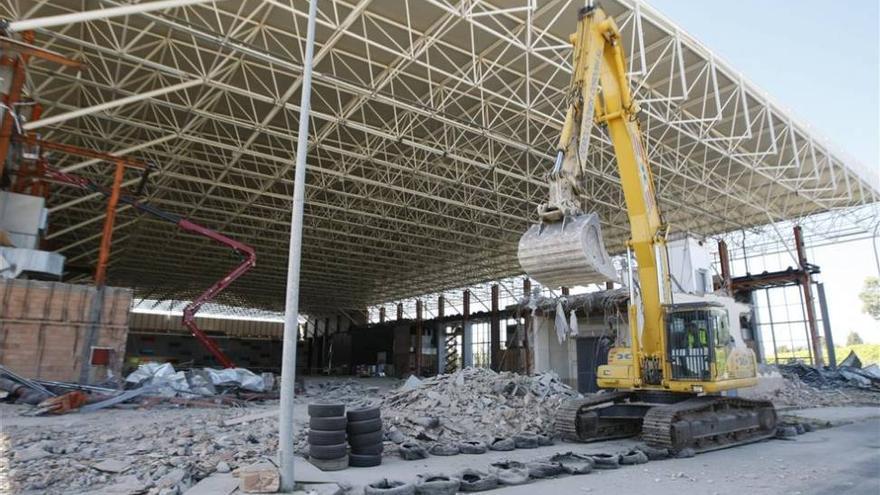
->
769;343;880;367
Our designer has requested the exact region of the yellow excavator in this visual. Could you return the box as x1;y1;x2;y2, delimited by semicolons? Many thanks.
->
518;3;777;452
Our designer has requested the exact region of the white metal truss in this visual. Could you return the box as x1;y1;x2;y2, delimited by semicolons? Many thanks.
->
3;0;876;315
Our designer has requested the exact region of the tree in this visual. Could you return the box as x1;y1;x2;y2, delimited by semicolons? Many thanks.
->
859;276;880;320
846;331;864;346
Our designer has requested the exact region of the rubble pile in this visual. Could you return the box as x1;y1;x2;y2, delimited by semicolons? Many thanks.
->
380;368;581;444
766;357;880;407
5;406;281;495
301;379;384;407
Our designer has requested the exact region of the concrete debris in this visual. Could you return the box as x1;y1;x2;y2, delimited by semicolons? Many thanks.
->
239;463;280;493
747;363;880;408
92;459;132;474
5;405;282;494
300;379;383;406
381;367;580;444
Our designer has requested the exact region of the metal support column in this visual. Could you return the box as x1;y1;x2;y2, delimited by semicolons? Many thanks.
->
379;307;386;324
794;226;824;367
0;31;31;183
305;321;314;374
561;287;570;296
278;0;317;489
94;160;125;285
396;303;403;321
415;299;423;376
436;296;445;375
490;284;500;370
718;239;733;294
817;283;836;369
462;289;473;367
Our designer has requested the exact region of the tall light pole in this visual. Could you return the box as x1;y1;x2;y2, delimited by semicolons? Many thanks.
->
278;0;318;491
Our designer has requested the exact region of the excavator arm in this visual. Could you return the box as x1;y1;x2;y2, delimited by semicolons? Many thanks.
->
536;4;775;452
520;3;671;384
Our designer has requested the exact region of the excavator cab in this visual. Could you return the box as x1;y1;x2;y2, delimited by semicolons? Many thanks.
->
665;303;730;381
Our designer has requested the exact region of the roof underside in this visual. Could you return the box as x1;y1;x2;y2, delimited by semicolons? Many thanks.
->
6;0;878;313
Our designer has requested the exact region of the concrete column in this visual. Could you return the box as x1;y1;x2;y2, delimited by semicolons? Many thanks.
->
561;287;570;296
462;290;473;367
490;284;501;370
379;307;386;323
396;303;403;321
817;283;837;368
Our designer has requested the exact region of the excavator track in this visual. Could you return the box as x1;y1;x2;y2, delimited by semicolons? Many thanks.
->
554;391;639;442
642;396;777;453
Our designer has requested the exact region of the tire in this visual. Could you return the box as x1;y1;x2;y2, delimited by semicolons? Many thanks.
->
308;429;346;446
415;474;460;495
348;418;383;435
589;453;620;469
458;440;487;455
490;461;529;486
351;443;384;455
349;430;383;448
429;443;460;456
308;403;344;418
548;452;593;475
488;438;515;451
309;455;349;471
513;433;539;449
493;467;529;486
364;479;415;495
636;445;669;461
399;442;428;461
310;416;347;431
349;452;382;468
673;448;695;459
619;450;649;465
308;443;347;460
347;406;381;421
526;461;563;479
457;469;498;492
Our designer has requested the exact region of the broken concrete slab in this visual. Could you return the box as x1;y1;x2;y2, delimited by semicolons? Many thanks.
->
240;463;281;493
183;473;237;495
15;444;52;462
81;475;145;495
92;458;131;473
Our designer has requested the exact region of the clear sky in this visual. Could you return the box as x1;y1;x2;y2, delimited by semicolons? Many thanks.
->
649;0;879;170
648;0;880;345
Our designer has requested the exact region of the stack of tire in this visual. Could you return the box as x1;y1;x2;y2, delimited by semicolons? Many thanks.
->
346;406;383;467
308;403;348;471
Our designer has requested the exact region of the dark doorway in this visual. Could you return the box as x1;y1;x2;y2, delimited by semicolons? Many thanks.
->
575;337;611;394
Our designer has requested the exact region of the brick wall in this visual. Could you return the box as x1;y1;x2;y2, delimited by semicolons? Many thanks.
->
0;279;131;382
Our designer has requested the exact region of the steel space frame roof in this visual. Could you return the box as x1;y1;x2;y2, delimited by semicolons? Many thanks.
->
5;0;877;313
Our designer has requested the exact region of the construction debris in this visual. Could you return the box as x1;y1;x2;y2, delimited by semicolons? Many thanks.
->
381;367;580;444
755;361;880;408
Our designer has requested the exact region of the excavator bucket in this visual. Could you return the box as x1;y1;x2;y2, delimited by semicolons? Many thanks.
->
518;212;618;288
